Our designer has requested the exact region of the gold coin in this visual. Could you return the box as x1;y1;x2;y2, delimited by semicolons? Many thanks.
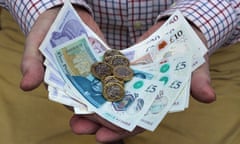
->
91;62;113;80
102;75;124;85
103;55;113;64
113;65;133;81
103;49;124;58
103;82;125;102
108;55;130;67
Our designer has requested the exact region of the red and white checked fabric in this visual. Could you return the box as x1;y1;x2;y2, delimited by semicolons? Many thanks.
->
0;0;91;35
0;0;239;53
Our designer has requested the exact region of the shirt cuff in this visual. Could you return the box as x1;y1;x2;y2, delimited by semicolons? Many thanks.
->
157;0;238;54
4;0;92;35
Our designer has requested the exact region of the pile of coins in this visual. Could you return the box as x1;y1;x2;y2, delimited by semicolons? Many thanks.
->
91;49;133;102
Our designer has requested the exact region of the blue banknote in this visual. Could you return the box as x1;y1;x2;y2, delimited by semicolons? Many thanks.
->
53;35;163;130
41;1;208;131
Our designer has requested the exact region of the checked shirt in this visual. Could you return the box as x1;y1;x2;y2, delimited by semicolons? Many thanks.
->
0;0;240;53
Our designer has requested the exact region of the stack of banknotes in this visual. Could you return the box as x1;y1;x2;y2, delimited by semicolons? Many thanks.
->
39;1;207;132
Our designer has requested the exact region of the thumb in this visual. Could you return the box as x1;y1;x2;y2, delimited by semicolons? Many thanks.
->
20;8;60;91
20;29;45;91
190;59;216;103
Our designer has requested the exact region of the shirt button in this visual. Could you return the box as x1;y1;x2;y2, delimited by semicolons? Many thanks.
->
134;21;142;29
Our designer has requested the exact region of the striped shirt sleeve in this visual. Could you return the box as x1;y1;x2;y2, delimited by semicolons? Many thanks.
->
0;0;91;35
0;0;239;53
158;0;240;54
0;0;6;8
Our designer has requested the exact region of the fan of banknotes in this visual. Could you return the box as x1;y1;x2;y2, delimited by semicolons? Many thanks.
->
39;1;207;132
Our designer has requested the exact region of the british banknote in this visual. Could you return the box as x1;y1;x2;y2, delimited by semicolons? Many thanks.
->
41;1;206;111
39;1;208;131
52;35;165;131
137;43;193;131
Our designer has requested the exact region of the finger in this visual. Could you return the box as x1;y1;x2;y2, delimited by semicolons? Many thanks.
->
20;52;44;91
70;115;100;134
83;113;144;142
20;8;60;91
96;126;144;143
191;61;216;103
81;113;127;134
95;127;123;143
93;114;126;133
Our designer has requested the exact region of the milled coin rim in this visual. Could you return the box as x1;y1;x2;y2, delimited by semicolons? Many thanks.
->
103;82;125;102
109;55;130;67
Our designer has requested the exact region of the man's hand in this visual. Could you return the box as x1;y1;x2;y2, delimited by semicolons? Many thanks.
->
20;7;61;91
137;21;216;103
20;5;215;143
20;5;106;91
71;20;216;143
189;26;216;103
70;114;144;143
20;5;141;143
